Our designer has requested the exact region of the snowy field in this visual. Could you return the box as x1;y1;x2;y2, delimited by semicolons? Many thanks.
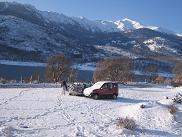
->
0;85;182;137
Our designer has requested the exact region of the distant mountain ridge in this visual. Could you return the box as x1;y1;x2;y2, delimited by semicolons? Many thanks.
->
1;2;180;35
0;1;182;63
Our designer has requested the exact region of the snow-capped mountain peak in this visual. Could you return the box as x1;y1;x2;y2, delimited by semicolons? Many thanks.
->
176;33;182;37
0;1;181;36
40;11;75;25
114;20;125;31
122;18;144;29
114;18;144;32
0;1;181;64
146;26;175;35
1;1;180;36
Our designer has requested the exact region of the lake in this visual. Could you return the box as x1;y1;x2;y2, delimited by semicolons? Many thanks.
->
0;64;93;82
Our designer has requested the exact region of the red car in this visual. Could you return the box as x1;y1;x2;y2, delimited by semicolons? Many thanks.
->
83;81;118;99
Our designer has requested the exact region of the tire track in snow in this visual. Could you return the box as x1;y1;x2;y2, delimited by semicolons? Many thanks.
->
0;89;30;126
0;89;29;106
84;102;114;135
84;100;123;135
0;116;19;126
85;102;114;121
57;97;78;125
28;97;84;120
0;94;84;131
57;97;94;137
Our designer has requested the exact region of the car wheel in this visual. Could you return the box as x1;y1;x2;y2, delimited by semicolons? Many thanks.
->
93;94;99;100
112;94;117;99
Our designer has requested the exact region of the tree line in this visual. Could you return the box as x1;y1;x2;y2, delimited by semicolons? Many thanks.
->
44;54;182;86
2;54;181;86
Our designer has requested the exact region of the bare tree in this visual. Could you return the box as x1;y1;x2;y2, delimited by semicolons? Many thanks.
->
93;58;133;83
172;62;182;86
68;68;79;83
155;76;165;84
173;62;182;75
45;55;72;82
144;64;158;82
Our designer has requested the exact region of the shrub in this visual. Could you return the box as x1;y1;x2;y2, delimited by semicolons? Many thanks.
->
168;104;177;114
116;117;137;130
140;104;145;109
173;93;182;104
171;74;182;87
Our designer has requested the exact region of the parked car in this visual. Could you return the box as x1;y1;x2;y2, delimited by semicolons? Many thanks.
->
69;83;91;96
83;81;118;99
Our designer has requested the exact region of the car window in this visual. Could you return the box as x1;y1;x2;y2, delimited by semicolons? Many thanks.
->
101;83;112;89
107;83;112;88
101;83;108;89
113;83;118;88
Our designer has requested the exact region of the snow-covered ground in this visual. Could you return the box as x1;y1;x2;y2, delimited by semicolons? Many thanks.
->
0;60;46;67
0;85;181;137
73;63;96;71
0;60;95;71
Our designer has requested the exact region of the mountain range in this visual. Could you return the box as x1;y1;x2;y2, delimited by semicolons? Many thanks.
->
0;1;182;63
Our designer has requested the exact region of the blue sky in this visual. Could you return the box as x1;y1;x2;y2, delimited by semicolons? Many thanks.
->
6;0;182;33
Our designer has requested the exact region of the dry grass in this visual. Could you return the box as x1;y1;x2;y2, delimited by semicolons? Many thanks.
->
168;105;177;114
117;117;137;130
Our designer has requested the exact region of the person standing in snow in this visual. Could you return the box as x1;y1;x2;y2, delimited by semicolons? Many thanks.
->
62;80;68;95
